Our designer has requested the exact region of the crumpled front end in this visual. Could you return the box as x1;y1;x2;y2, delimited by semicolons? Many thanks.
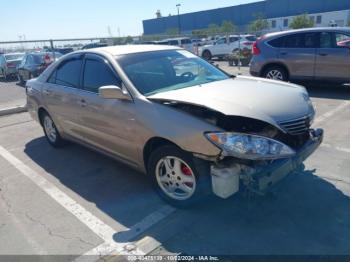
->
209;129;323;198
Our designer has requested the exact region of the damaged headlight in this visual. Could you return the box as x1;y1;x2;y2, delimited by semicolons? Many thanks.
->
205;132;295;160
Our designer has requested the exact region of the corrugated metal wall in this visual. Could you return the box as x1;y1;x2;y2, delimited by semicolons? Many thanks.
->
143;0;350;34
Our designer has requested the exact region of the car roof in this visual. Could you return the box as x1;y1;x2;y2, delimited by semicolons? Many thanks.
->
4;52;24;56
263;27;350;39
81;44;180;56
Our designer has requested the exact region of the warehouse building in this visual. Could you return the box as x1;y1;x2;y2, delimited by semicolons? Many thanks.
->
143;0;350;35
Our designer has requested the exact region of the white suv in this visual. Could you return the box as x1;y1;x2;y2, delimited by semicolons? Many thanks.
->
199;35;257;60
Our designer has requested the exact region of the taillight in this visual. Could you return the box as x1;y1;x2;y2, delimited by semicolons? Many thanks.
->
6;62;16;68
252;41;261;55
242;41;253;46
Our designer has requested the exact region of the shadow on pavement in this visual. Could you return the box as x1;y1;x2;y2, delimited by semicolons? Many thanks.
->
24;137;166;228
303;82;350;101
24;137;350;255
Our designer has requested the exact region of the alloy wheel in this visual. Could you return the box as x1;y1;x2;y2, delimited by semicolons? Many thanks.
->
266;70;283;80
43;116;57;143
155;156;196;201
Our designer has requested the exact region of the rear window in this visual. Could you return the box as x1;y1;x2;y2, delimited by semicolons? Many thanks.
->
245;36;257;42
4;54;23;60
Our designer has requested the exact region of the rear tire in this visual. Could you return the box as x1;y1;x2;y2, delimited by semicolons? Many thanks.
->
263;65;288;82
148;145;211;208
41;112;65;148
18;74;24;85
202;50;212;61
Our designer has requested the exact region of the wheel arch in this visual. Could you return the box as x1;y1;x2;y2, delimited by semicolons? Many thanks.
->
143;137;180;172
38;107;49;126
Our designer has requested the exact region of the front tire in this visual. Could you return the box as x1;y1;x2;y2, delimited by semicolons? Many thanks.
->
148;145;211;208
41;112;65;148
202;50;212;61
263;65;288;82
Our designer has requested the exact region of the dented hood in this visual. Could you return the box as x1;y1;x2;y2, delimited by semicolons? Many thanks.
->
147;76;314;129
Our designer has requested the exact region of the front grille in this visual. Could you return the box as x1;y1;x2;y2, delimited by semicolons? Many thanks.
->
278;116;311;135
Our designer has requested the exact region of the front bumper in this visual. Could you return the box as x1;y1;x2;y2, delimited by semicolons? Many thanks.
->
248;128;324;193
210;129;323;198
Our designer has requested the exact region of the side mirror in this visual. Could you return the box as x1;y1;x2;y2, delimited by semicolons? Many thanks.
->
99;85;131;100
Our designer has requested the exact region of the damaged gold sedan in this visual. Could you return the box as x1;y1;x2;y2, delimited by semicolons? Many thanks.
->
26;45;323;207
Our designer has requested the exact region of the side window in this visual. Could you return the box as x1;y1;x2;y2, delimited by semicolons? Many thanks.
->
304;33;317;48
19;56;26;67
83;59;121;93
229;37;239;43
268;37;284;48
48;70;57;84
216;38;226;45
335;33;350;48
55;58;82;88
284;34;304;48
169;40;178;46
181;39;191;45
26;55;34;65
319;32;333;48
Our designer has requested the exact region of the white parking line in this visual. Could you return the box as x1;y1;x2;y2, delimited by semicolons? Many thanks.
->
0;145;174;258
314;101;350;125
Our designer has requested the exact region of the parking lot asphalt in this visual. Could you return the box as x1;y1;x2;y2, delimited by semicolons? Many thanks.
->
0;79;26;111
0;71;350;258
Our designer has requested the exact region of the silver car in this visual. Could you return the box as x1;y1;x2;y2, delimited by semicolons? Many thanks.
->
250;27;350;84
0;52;25;80
26;45;323;207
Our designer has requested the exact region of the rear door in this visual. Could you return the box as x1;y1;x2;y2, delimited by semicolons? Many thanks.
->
278;32;317;80
43;54;84;140
314;31;350;82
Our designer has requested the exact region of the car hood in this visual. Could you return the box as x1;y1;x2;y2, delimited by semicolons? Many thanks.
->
147;76;314;130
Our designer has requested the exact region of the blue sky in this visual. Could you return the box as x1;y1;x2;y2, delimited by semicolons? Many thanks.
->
1;0;258;41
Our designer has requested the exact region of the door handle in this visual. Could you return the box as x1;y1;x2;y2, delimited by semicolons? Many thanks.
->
43;89;52;96
280;52;288;55
319;53;328;56
78;99;87;107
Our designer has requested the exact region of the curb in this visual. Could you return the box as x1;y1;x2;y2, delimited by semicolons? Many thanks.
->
0;105;27;117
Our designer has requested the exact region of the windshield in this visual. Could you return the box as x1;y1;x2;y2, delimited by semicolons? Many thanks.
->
117;50;229;96
5;54;24;61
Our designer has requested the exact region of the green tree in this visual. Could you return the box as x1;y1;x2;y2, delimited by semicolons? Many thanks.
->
165;27;179;36
347;20;350;27
207;23;221;35
249;13;269;33
124;36;133;44
289;14;314;29
221;20;236;34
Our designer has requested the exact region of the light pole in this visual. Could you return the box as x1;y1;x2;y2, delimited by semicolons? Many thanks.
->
176;4;181;35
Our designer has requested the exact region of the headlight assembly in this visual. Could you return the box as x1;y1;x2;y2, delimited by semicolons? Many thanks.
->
205;132;295;160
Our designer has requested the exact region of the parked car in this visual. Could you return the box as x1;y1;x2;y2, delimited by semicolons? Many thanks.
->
17;52;62;84
0;52;25;80
44;47;74;55
250;27;350;83
26;45;323;207
82;42;108;50
160;37;194;52
199;35;257;60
